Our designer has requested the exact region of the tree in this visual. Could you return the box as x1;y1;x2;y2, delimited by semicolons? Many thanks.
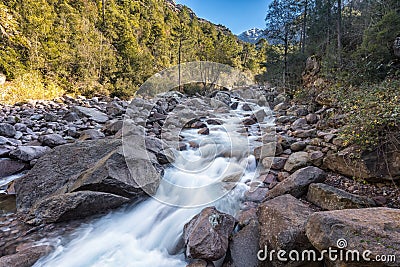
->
265;0;301;85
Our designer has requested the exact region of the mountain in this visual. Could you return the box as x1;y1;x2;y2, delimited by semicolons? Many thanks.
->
237;28;266;44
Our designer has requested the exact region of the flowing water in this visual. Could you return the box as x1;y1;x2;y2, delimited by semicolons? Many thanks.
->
34;100;274;267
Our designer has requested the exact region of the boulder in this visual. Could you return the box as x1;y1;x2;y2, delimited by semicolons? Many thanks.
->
183;207;236;261
306;183;376;210
323;145;400;181
15;138;161;224
306;208;400;266
9;146;51;162
284;152;310;172
187;260;215;267
0;123;16;138
265;167;326;200
0;159;27;178
229;220;260;267
290;141;307;152
39;134;67;147
258;194;315;267
0;245;53;267
73;106;109;123
79;129;105;140
262;157;287;170
62;112;80;122
26;191;129;224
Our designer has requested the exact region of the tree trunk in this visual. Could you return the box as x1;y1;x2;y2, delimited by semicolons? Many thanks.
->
102;0;106;26
301;0;308;54
337;0;342;66
284;30;288;86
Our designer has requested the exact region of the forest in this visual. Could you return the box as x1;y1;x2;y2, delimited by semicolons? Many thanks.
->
263;0;400;149
0;0;266;101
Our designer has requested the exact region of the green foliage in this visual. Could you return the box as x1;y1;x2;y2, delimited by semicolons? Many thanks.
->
0;0;264;102
330;79;400;149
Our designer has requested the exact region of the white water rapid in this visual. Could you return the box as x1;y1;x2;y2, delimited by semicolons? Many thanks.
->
34;99;274;267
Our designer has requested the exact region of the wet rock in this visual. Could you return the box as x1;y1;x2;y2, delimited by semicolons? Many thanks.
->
198;127;210;135
73;106;109;123
0;245;53;267
242;117;256;126
254;143;277;161
0;159;27;178
0;123;16;138
183;207;236;261
230;220;260;267
244;187;269;202
39;134;67;147
307;183;376;210
242;103;252;111
9;146;51;162
79;129;105;140
258;194;315;266
284;152;310;172
306;208;400;266
265;167;326;200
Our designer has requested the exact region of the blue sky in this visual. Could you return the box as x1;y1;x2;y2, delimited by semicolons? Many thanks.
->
174;0;272;34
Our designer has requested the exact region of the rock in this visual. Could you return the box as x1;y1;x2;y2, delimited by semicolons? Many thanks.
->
284;152;310;172
0;145;13;157
394;37;400;58
198;127;210;135
0;159;27;178
292;129;316;138
244;187;269;203
9;146;51;162
63;112;80;122
145;136;176;164
27;191;130;224
183;207;236;261
230;220;260;267
265;167;326;200
44;113;58;122
290;141;307;152
258;194;315;266
73;106;109;123
187;260;215;267
291;118;308;130
103;120;124;135
254;143;277;161
79;129;105;140
15;138;161;224
306;208;400;265
306;183;376;210
39;134;67;147
309;150;324;167
0;245;52;267
324;145;400;181
14;123;27;132
243;117;256;126
305;113;318;124
106;102;125;116
0;194;16;214
262;157;287;170
0;123;16;138
242;103;252;111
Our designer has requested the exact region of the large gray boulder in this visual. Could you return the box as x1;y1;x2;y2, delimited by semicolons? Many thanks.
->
284;152;310;172
183;207;236;261
15;138;162;225
264;167;326;200
0;123;16;137
258;194;315;267
306;208;400;266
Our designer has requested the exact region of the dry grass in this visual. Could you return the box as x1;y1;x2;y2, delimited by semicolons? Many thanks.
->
0;71;64;104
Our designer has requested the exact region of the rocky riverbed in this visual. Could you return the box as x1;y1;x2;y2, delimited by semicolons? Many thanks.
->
0;87;399;267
